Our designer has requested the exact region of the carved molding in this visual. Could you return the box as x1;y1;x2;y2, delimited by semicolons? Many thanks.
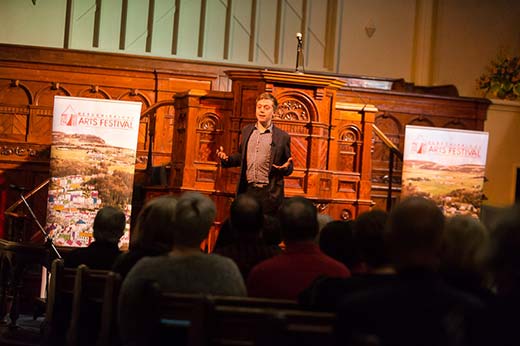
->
118;89;151;108
6;79;33;104
275;99;309;121
197;112;222;131
409;115;434;127
78;86;111;99
0;143;50;160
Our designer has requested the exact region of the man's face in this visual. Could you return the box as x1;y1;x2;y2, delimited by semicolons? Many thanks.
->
256;99;275;126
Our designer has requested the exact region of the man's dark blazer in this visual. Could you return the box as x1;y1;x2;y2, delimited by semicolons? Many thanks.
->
222;123;293;209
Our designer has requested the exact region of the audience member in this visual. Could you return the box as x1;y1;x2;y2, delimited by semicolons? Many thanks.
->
112;195;177;279
335;197;484;346
262;214;283;247
300;209;395;311
247;196;350;300
439;215;494;302
214;195;281;280
63;206;125;270
480;204;520;346
352;209;393;274
118;192;246;346
318;220;357;270
213;218;236;250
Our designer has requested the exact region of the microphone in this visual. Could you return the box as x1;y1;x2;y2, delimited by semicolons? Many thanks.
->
295;32;304;74
9;184;27;191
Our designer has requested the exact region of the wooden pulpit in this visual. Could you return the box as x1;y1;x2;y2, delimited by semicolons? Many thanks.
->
157;70;377;226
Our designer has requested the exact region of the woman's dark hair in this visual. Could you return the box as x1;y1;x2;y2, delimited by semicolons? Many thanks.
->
130;195;177;253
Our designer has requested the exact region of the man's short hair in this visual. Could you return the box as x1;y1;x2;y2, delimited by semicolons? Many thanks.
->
256;92;278;111
279;196;318;242
174;192;216;247
353;209;390;268
230;194;263;234
93;206;126;244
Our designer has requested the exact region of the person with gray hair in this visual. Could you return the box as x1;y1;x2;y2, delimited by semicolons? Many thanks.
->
439;215;493;302
479;204;520;346
63;206;125;269
172;191;217;248
118;192;246;346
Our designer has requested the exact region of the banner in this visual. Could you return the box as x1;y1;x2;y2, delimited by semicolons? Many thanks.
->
401;125;489;217
45;96;142;247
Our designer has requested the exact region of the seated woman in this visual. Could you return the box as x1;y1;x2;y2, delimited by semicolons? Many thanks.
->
112;195;178;279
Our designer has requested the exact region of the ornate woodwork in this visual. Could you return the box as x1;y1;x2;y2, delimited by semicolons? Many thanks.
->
336;88;489;210
0;44;490;245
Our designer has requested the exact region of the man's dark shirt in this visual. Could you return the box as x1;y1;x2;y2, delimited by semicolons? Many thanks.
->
63;241;121;270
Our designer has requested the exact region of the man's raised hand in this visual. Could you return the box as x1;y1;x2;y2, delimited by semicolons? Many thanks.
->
216;146;229;161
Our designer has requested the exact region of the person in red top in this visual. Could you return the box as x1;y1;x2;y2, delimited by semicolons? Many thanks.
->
247;196;350;300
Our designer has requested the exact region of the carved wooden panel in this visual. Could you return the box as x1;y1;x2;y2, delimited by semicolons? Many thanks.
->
0;45;491;242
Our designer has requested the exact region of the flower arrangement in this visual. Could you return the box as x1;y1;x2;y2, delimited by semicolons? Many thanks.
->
477;54;520;100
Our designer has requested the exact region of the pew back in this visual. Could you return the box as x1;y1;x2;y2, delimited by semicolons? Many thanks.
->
42;259;77;346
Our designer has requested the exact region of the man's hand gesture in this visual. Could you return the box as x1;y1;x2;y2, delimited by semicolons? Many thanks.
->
272;157;292;171
216;146;229;161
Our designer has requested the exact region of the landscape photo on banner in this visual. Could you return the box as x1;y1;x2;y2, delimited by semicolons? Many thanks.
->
401;125;489;218
45;96;142;247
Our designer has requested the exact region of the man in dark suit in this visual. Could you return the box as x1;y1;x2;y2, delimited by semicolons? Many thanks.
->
63;206;125;270
217;92;293;215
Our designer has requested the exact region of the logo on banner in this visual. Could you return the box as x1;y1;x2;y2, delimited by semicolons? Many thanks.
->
60;104;134;130
60;105;78;126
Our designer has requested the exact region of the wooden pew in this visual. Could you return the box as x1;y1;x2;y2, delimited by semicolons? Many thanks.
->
96;270;123;346
208;305;335;346
65;265;120;346
41;258;77;346
143;285;335;346
42;259;118;346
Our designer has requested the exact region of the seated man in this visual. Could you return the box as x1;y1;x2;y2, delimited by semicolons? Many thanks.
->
214;194;282;280
63;206;125;270
247;196;350;300
118;192;246;346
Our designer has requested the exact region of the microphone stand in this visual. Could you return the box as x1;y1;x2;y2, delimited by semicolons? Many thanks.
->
18;192;61;260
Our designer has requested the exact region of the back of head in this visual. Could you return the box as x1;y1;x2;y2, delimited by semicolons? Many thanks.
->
319;220;356;268
488;204;520;294
230;194;263;234
174;192;216;248
262;215;282;246
354;209;390;269
387;196;445;270
131;195;177;253
93;206;126;244
279;196;318;243
440;215;489;280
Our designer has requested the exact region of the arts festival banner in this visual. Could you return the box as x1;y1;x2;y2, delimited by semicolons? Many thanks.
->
401;125;489;217
45;96;142;247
